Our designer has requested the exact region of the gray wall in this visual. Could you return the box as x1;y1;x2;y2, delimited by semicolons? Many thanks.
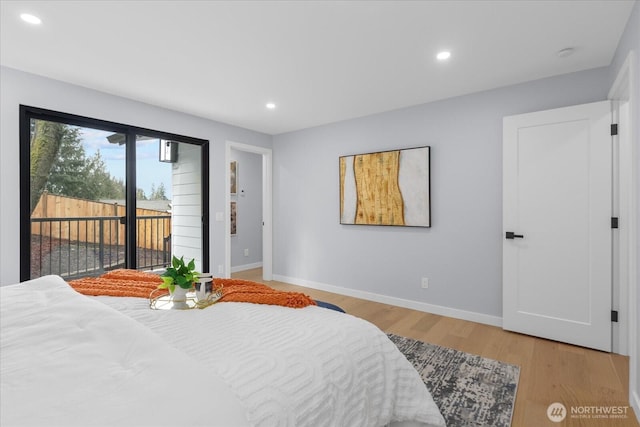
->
0;66;272;285
272;67;610;319
230;148;263;270
1;3;637;416
607;0;640;417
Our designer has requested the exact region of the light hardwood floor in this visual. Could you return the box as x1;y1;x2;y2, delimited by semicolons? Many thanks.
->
233;268;639;427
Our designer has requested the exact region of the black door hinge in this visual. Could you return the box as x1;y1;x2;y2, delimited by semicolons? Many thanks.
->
612;217;619;229
611;124;618;136
611;310;619;322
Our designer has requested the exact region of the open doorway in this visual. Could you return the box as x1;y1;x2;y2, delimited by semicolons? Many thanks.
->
229;149;263;272
225;141;272;281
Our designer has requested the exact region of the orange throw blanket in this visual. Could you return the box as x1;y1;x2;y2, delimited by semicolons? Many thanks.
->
68;269;316;309
68;269;164;299
217;278;316;308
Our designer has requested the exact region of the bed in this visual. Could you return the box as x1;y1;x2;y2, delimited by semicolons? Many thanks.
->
1;275;446;427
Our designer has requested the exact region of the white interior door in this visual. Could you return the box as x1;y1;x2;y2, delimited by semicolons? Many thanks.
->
503;100;612;352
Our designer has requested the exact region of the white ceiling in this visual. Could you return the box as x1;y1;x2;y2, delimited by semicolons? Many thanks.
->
0;0;635;135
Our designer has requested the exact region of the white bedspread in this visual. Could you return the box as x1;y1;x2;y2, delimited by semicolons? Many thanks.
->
1;275;445;427
98;296;445;427
1;276;249;427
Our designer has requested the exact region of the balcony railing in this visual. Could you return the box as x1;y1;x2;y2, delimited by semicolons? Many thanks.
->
30;215;171;280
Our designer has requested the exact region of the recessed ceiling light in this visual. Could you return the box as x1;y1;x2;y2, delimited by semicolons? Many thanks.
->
266;103;276;110
20;13;42;25
436;51;451;61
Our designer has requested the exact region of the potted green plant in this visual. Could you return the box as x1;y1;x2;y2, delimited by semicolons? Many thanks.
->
159;256;200;309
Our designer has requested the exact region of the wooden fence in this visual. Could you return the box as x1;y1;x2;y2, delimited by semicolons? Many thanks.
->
31;192;171;250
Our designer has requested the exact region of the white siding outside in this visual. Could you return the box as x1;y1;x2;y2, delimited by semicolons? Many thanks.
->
171;143;203;271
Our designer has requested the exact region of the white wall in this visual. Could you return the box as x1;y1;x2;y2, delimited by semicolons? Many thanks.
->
230;148;263;271
0;66;272;285
171;143;203;270
272;66;609;322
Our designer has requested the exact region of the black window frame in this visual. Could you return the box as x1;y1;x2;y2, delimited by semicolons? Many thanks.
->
19;105;210;281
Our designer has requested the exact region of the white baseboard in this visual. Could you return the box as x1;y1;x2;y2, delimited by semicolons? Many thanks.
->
231;262;263;273
631;389;640;423
273;274;503;327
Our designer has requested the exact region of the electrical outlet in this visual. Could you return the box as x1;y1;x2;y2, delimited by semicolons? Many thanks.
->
244;249;249;257
421;277;429;289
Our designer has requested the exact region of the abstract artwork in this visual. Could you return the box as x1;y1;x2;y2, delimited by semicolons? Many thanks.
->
230;201;237;236
339;146;430;227
230;161;238;195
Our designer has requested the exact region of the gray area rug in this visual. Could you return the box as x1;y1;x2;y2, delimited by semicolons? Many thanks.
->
388;333;519;427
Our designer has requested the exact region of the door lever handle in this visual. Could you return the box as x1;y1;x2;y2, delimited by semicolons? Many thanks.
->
505;231;524;239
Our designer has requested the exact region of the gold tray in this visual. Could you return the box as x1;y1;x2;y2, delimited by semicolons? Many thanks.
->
149;285;223;310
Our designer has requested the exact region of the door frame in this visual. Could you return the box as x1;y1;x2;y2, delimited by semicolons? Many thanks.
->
19;105;211;280
608;51;636;357
608;51;637;419
224;141;273;281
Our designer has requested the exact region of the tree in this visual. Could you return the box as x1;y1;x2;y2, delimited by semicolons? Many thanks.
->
42;127;126;201
30;120;64;212
136;188;147;200
44;126;89;198
32;121;132;204
149;182;168;200
109;178;126;199
84;150;126;200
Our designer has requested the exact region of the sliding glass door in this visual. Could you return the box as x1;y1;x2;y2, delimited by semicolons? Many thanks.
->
135;136;173;270
149;141;205;271
20;106;209;281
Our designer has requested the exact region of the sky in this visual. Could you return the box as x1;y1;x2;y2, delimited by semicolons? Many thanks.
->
79;127;173;200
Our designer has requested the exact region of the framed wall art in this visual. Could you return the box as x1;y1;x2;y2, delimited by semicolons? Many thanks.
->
339;146;430;227
230;161;238;195
230;201;237;236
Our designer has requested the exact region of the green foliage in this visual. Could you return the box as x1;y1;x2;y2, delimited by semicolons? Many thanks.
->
159;256;200;292
136;188;148;200
30;120;65;212
84;150;126;199
44;126;88;197
41;124;126;201
149;182;168;200
32;121;169;206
